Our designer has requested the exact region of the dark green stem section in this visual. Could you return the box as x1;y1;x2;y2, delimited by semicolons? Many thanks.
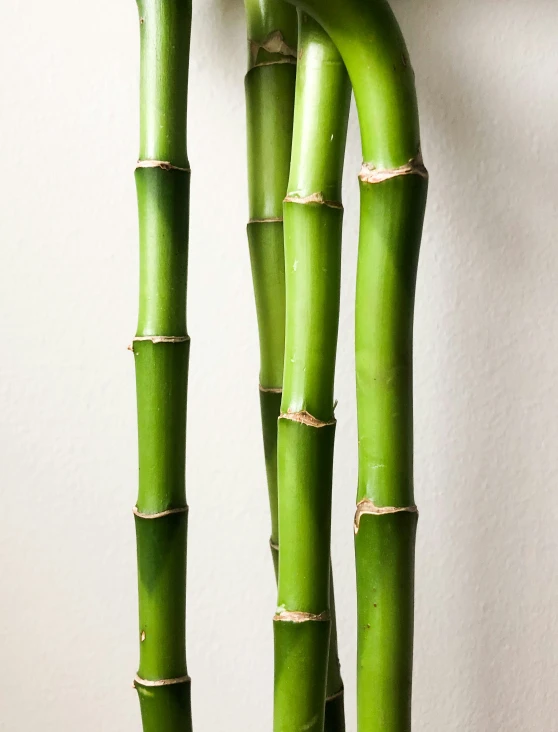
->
133;1;192;730
275;15;350;732
283;1;428;730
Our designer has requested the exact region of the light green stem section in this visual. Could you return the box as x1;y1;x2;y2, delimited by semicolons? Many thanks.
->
284;1;428;730
133;1;192;730
275;14;351;732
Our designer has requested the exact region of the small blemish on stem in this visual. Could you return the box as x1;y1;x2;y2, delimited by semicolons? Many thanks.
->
140;631;146;642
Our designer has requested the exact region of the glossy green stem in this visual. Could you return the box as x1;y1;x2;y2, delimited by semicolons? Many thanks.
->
354;172;426;732
284;1;428;730
132;1;192;730
245;0;297;552
274;15;350;732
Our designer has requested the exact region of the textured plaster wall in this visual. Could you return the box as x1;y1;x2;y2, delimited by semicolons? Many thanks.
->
0;1;557;730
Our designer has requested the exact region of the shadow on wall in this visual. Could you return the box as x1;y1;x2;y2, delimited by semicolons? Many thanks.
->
401;0;558;729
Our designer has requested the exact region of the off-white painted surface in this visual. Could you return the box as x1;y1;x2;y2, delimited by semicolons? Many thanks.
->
1;1;557;729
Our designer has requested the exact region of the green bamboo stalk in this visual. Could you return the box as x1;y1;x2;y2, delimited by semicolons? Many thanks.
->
131;1;192;731
286;1;428;729
274;15;351;732
244;4;346;729
244;0;297;568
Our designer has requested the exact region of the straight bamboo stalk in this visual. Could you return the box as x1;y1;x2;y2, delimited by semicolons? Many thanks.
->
274;14;351;732
132;1;193;730
244;4;346;729
244;0;298;577
285;1;428;730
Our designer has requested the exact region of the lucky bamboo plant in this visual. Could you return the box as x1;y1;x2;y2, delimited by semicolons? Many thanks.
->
128;0;427;729
131;1;193;731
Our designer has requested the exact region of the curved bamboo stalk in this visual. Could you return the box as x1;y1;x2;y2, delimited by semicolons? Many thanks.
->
274;14;351;732
284;1;428;729
132;1;193;730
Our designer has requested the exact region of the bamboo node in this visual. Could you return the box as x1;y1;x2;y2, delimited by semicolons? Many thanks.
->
252;59;297;68
359;155;428;184
354;499;418;533
248;217;283;224
274;609;330;623
250;30;297;65
132;335;190;345
326;687;345;703
133;506;189;519
134;674;190;688
284;192;343;210
136;160;190;173
269;539;279;552
279;410;335;429
259;385;282;394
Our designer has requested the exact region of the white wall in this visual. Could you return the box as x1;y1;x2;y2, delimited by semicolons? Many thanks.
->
1;1;557;729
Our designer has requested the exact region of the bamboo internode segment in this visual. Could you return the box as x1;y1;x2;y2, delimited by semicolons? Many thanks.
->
279;410;336;429
274;609;330;623
359;155;428;184
354;499;418;533
134;674;191;688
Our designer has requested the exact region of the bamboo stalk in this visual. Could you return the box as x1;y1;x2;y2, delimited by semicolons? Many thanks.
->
132;1;192;730
244;4;347;729
274;14;351;732
244;0;297;571
284;1;428;729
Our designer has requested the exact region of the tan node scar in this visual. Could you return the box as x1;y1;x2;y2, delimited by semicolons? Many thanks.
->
133;506;189;519
279;411;335;429
249;217;283;224
354;499;418;534
136;160;190;173
250;30;297;66
274;610;330;623
284;192;343;209
253;58;297;68
129;336;190;351
359;154;428;184
134;674;191;688
259;385;283;394
326;688;345;702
